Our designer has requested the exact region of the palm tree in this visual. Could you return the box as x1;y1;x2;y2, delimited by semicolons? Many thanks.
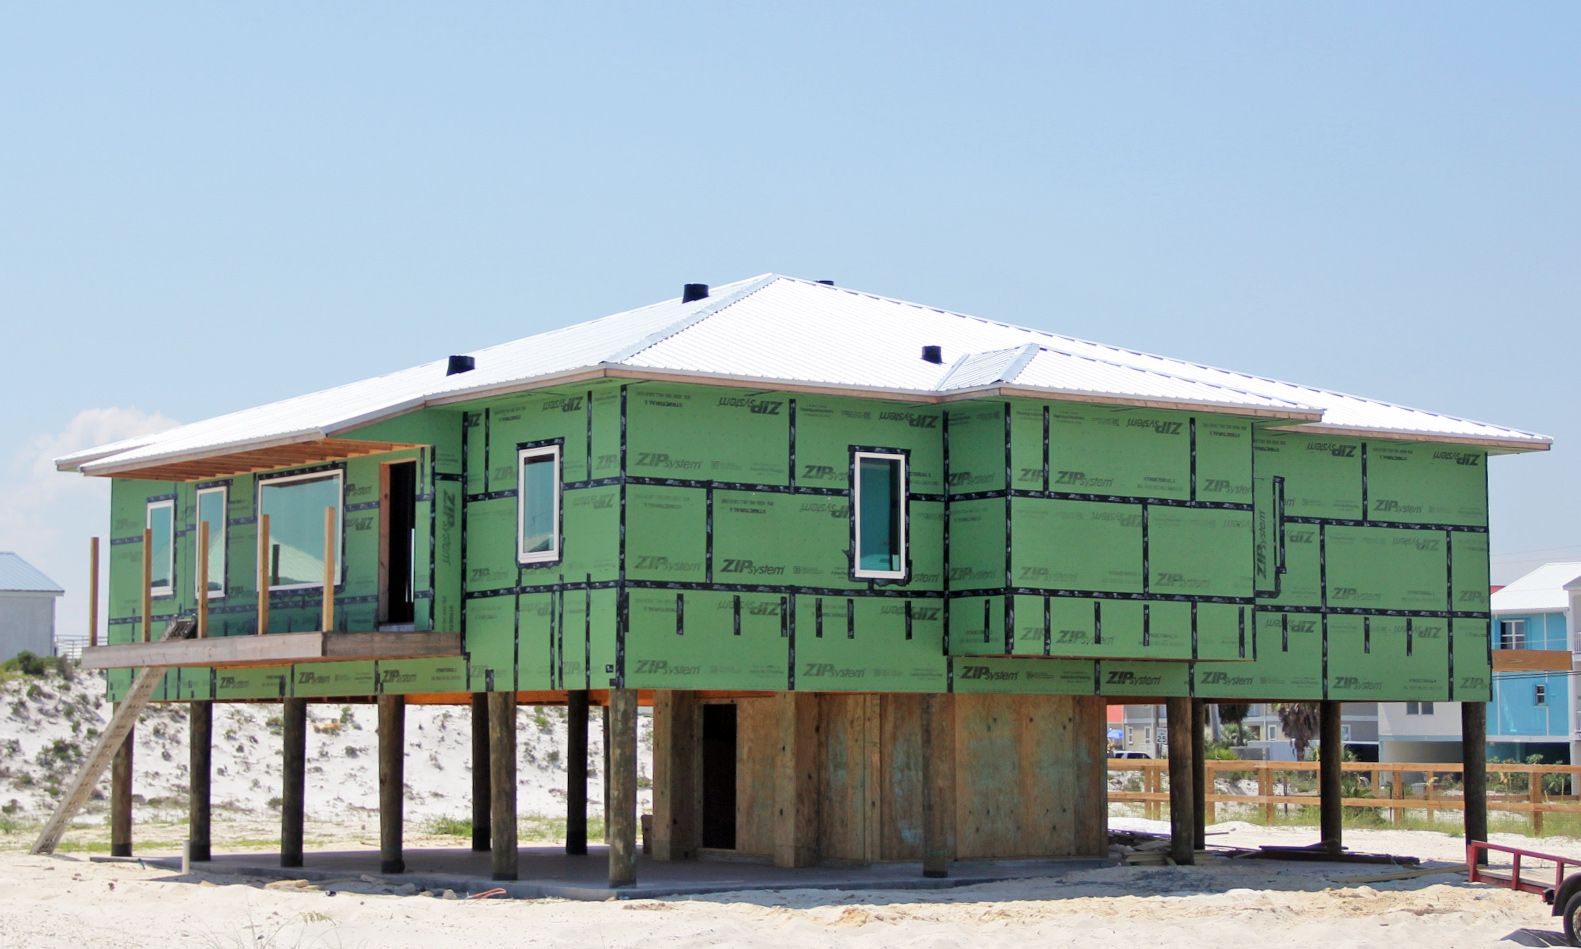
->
1274;702;1319;759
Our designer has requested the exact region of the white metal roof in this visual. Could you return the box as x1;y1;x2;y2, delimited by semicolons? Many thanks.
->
60;274;1552;476
0;553;64;594
1492;562;1581;615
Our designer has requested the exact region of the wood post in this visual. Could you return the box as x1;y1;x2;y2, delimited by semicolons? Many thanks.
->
88;537;99;648
281;697;306;868
110;721;133;857
470;693;490;852
1463;700;1488;857
1165;697;1195;865
257;514;270;635
378;694;405;874
1191;699;1207;849
921;692;956;878
1391;768;1404;826
1259;763;1274;824
197;523;209;638
1532;767;1545;836
651;690;698;861
608;688;638;887
566;690;590;855
321;507;336;632
488;691;518;881
141;528;152;643
188;700;212;863
1319;700;1343;851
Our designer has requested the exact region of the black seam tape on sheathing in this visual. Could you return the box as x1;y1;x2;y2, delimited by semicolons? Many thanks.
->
1190;600;1198;660
732;594;742;636
1407;617;1414;657
1363;616;1371;654
1094;600;1104;645
815;597;824;639
1189;417;1197;501
675;592;684;636
1281;612;1289;652
483;408;492;494
705;488;715;583
1282;514;1487;534
1142;602;1151;647
1140;502;1150;595
1237;606;1246;659
1445;529;1455;611
584;575;592;690
846;598;855;640
905;599;914;641
1042;405;1051;493
1360;444;1370;523
788;398;798;489
982;598;991;644
1253;604;1490;621
786;594;797;690
512;564;522;688
1042;595;1051;655
1321;613;1329;699
1319;524;1328;609
949;487;1254;511
548;584;558;688
1275;477;1287;575
955;586;1255;606
585;391;594;482
1092;660;1101;696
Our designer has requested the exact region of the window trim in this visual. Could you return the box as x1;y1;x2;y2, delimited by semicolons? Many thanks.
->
516;444;563;565
1500;618;1527;650
851;449;908;581
257;469;344;592
195;485;227;600
146;499;175;598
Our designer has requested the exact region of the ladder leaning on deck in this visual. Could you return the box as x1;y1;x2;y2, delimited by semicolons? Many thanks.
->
31;617;197;855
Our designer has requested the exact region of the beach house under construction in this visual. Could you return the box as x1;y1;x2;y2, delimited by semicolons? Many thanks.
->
54;274;1551;882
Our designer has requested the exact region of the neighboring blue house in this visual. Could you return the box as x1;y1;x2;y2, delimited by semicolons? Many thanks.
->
1488;562;1581;765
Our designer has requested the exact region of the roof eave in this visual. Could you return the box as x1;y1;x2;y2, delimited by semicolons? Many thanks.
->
1267;421;1553;452
955;385;1325;421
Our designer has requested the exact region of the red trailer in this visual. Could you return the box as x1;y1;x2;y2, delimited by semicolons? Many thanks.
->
1468;841;1581;944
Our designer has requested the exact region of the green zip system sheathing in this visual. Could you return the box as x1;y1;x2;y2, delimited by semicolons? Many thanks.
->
105;381;1493;704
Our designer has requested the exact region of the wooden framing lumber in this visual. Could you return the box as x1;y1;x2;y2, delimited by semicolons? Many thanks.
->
81;630;461;670
471;693;490;852
608;688;638;887
921;692;956;877
651;690;698;861
197;522;208;638
1320;700;1343;850
88;537;99;648
281;698;307;868
1491;650;1572;673
379;694;405;874
1463;701;1488;862
566;690;590;856
110;725;133;857
189;700;212;862
321;506;335;632
489;691;518;881
101;438;422;483
1166;697;1195;866
257;514;270;635
141;528;151;643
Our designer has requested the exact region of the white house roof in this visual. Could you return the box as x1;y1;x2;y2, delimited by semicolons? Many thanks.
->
58;274;1552;477
1492;562;1581;615
0;553;64;595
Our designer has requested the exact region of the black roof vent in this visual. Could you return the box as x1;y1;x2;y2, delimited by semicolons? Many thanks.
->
817;279;834;285
921;345;943;365
682;283;709;303
446;355;476;376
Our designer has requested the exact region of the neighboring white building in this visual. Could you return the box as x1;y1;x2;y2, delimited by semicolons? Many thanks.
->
1119;702;1378;760
1377;700;1464;763
0;552;64;661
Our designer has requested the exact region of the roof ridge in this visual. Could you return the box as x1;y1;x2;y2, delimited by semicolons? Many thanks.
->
605;275;781;365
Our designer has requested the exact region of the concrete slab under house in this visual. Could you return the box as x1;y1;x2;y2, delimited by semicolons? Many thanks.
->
47;274;1551;887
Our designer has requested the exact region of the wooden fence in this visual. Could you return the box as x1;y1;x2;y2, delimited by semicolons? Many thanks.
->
1108;758;1581;835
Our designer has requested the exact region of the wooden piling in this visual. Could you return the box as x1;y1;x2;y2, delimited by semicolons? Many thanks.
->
257;514;270;635
602;703;611;844
470;693;491;852
1191;699;1207;849
1165;697;1195;865
1463;701;1488;858
321;507;336;632
1319;700;1343;850
921;692;956;878
189;700;212;862
88;537;99;648
566;690;589;855
281;697;306;868
651;690;698;861
196;522;209;638
378;694;406;874
488;691;518;881
110;722;133;857
608;688;638;887
141;528;152;643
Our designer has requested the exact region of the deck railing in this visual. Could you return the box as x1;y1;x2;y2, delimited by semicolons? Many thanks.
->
1108;757;1581;834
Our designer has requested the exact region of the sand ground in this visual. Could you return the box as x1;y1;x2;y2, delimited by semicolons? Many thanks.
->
0;820;1571;948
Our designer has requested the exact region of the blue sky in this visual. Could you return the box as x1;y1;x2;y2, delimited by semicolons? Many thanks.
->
2;4;1576;640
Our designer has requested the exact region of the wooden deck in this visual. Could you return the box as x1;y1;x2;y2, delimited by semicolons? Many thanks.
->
80;630;461;670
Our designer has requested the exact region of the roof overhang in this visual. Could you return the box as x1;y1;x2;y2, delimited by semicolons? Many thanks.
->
86;436;425;481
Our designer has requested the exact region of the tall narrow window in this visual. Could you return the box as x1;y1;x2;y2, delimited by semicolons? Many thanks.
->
146;499;174;597
853;450;906;580
1536;684;1547;707
195;486;226;599
517;445;561;564
258;471;343;590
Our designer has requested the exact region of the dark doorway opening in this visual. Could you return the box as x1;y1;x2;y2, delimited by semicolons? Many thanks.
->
382;461;417;627
701;703;737;850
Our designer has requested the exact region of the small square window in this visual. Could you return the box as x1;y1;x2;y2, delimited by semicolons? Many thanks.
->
517;445;562;564
1500;619;1527;650
146;499;174;597
853;451;906;580
1536;684;1547;707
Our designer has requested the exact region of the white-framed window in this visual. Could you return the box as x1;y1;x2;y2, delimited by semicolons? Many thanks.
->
517;445;562;565
1406;701;1437;716
1341;724;1353;742
1500;619;1527;650
852;450;907;580
146;499;175;597
195;485;226;599
1536;684;1547;707
257;470;343;591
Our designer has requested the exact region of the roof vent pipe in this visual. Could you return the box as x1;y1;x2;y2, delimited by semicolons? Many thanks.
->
921;345;943;365
682;283;709;303
446;355;476;376
817;279;834;285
